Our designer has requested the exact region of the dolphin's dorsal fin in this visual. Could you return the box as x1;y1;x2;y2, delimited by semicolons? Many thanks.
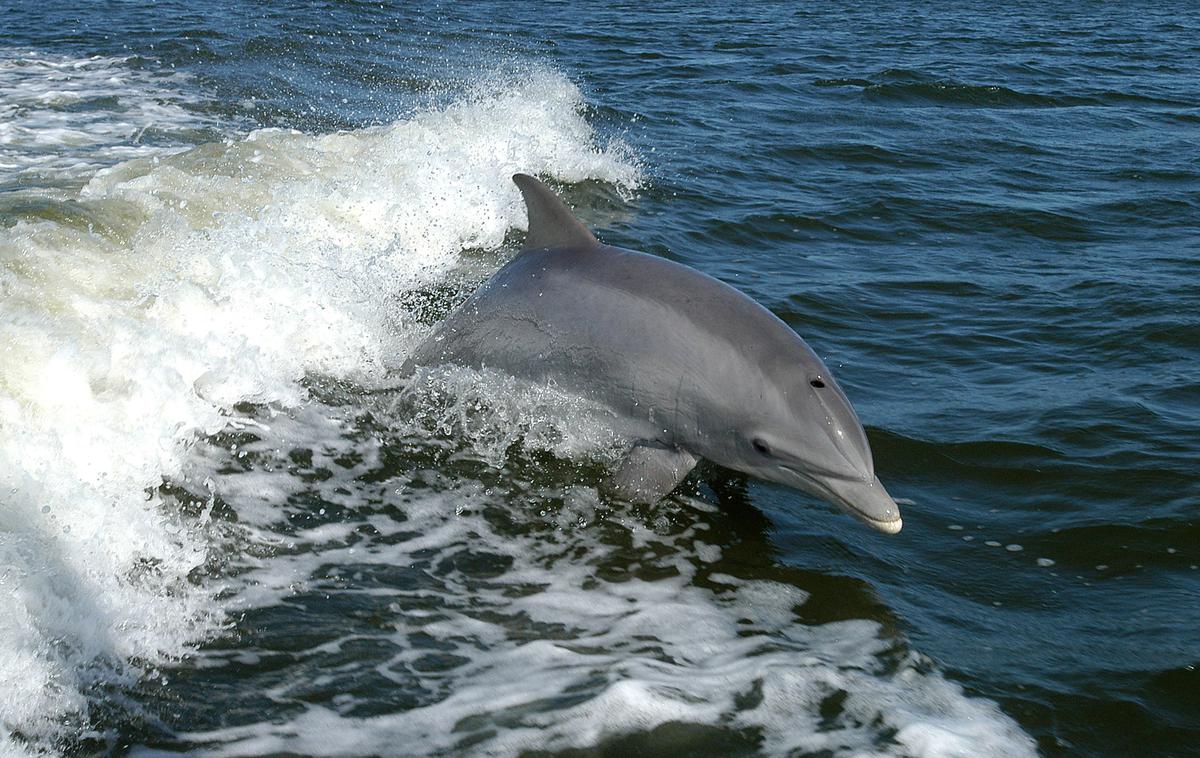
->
513;173;598;251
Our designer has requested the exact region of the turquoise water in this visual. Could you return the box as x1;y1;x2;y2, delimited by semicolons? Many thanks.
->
1;2;1197;756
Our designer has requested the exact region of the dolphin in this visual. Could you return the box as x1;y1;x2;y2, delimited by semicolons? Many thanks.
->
404;174;902;533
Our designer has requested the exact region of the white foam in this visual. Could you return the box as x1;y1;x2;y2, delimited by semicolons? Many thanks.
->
0;57;637;754
0;50;217;190
396;364;628;467
150;401;1036;758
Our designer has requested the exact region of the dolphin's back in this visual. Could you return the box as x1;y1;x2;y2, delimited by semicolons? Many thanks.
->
408;242;809;437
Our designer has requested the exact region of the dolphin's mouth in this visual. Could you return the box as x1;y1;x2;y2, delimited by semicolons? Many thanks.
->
779;466;903;534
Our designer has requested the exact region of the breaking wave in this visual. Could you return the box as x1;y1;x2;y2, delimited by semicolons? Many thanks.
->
0;50;636;756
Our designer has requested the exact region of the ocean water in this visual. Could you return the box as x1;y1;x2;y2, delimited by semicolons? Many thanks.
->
1;1;1197;756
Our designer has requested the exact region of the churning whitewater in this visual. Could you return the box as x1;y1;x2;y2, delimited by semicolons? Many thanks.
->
0;53;636;754
0;49;1033;757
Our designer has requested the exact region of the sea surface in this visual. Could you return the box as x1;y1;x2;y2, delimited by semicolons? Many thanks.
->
1;1;1197;756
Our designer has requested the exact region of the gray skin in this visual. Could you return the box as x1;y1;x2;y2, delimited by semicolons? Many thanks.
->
404;174;902;533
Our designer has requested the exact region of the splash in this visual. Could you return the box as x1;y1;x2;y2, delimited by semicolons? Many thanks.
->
160;401;1038;758
0;50;637;754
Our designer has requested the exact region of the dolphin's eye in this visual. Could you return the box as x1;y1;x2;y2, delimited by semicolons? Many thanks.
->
752;438;772;456
810;378;826;388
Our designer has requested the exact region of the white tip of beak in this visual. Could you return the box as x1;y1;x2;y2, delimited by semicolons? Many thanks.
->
823;475;904;535
867;514;904;534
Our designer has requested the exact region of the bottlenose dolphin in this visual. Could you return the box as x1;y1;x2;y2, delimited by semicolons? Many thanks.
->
405;174;902;533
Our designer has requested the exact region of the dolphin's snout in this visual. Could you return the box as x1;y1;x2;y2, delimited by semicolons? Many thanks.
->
778;464;903;534
821;474;903;534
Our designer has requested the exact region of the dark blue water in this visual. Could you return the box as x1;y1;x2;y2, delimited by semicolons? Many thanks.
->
2;2;1198;756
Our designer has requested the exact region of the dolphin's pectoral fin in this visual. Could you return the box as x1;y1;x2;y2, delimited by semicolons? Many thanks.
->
607;443;697;504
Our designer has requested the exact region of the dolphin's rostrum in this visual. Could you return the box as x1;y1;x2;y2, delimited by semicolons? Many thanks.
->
405;174;903;534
